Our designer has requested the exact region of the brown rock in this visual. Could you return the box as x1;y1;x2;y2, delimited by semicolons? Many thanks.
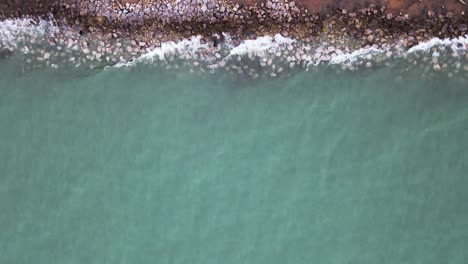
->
458;24;467;32
121;0;140;4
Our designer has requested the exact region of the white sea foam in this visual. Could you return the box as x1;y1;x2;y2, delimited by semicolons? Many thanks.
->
228;34;295;56
407;35;468;53
113;35;210;68
329;47;386;64
113;33;296;68
0;17;58;48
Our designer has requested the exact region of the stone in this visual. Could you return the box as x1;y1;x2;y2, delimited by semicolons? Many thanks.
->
433;64;441;71
458;24;467;32
441;23;448;33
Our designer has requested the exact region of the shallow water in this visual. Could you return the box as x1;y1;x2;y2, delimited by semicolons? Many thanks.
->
1;59;468;263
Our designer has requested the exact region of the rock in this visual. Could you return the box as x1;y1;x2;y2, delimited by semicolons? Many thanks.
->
458;24;467;32
446;12;454;19
386;13;393;20
218;60;226;67
433;64;441;71
441;23;448;33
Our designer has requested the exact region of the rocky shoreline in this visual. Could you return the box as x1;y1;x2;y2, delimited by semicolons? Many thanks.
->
0;0;467;78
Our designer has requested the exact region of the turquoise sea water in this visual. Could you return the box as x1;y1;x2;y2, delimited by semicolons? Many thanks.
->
1;60;468;263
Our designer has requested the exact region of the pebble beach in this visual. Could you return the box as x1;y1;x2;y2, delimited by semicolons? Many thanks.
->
1;0;467;78
3;2;468;263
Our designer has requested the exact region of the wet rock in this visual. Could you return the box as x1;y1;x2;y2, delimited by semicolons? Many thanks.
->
441;23;448;33
458;24;467;32
0;50;12;60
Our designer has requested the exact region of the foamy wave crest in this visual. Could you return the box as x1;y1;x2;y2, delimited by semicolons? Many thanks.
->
113;36;209;68
329;47;386;64
0;17;58;48
228;34;295;56
113;33;296;68
408;35;468;53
